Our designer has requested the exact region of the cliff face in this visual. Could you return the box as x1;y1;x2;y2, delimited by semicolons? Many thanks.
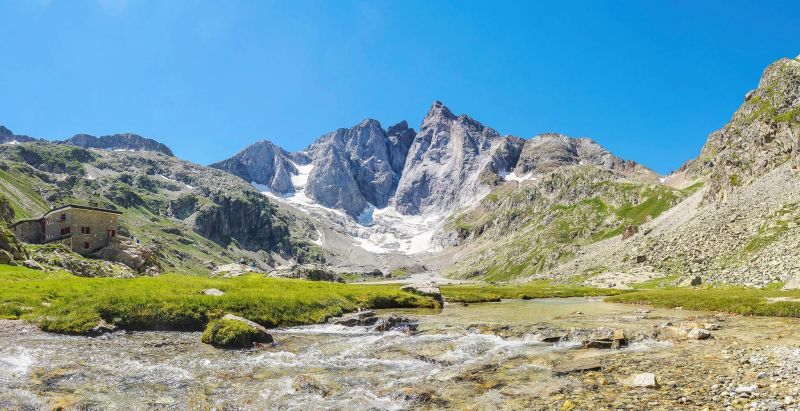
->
210;140;299;194
393;101;511;215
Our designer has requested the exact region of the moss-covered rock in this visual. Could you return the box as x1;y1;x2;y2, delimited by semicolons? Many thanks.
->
201;314;274;349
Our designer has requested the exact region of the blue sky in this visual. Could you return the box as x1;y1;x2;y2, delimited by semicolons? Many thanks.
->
0;0;797;173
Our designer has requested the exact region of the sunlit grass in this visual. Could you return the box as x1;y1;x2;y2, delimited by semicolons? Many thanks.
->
606;286;800;317
0;265;438;334
440;280;626;303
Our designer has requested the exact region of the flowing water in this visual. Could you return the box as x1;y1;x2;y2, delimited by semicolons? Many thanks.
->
1;298;799;410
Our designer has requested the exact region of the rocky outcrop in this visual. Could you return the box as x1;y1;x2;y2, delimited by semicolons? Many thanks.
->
393;101;514;215
63;133;174;156
515;133;653;178
28;244;135;277
268;264;342;282
401;283;444;304
92;238;160;274
305;119;414;216
209;140;299;194
0;226;27;264
192;190;292;252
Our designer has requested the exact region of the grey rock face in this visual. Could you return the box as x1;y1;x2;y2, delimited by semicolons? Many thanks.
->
515;133;645;175
63;133;174;156
393;101;514;215
210;140;298;194
0;126;37;144
305;119;414;216
386;120;416;174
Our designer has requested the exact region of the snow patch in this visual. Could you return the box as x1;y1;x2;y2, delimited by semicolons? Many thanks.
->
291;162;313;189
254;159;442;255
500;170;536;182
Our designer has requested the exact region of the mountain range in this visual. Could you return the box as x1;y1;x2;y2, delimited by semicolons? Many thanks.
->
1;55;798;286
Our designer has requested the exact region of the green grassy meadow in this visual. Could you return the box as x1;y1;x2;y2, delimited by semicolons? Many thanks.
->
0;265;438;334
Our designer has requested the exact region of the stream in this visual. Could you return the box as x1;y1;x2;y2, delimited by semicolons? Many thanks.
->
2;298;800;410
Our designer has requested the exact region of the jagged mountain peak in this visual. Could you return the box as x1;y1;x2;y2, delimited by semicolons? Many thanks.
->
210;138;298;195
423;100;457;125
63;133;174;156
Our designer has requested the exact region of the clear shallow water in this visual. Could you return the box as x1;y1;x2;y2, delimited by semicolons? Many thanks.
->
0;298;727;410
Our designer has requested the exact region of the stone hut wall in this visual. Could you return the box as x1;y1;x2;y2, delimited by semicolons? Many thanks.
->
11;220;42;243
70;208;120;254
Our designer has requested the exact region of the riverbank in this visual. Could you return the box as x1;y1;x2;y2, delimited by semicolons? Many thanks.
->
0;265;438;334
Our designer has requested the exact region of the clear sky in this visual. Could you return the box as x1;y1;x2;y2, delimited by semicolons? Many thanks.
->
1;1;797;173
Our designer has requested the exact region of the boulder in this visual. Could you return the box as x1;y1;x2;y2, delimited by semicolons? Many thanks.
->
622;226;639;240
214;263;258;277
93;239;159;273
90;319;119;335
621;373;659;388
552;357;602;376
655;324;713;341
292;374;330;396
583;328;627;349
201;288;225;296
22;259;43;270
329;310;378;327
401;283;444;304
686;328;712;340
373;315;418;333
201;314;274;348
676;275;702;287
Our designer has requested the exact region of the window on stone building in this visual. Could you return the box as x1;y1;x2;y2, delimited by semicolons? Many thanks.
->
60;213;66;221
81;226;91;234
84;242;90;249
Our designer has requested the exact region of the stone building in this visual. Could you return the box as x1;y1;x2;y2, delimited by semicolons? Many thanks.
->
11;204;123;255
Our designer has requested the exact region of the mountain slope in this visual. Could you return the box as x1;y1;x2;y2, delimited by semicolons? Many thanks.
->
543;56;800;286
0;141;323;274
683;56;800;203
436;140;670;281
